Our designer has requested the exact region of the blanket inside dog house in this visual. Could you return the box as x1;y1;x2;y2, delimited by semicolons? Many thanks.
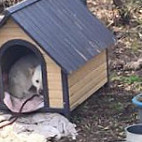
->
0;0;115;117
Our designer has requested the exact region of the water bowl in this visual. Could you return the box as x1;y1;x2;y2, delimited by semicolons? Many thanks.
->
126;124;142;142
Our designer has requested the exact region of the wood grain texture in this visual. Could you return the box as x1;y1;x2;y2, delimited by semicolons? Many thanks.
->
68;50;106;87
0;19;63;108
70;78;107;110
68;50;108;110
69;63;107;97
70;69;107;104
49;98;64;108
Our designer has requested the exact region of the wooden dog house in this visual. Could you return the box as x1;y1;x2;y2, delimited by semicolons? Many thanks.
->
0;0;115;117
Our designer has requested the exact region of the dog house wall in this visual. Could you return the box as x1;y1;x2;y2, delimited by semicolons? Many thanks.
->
68;50;107;110
0;18;64;109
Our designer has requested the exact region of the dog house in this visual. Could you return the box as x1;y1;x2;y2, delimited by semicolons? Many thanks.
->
0;0;115;117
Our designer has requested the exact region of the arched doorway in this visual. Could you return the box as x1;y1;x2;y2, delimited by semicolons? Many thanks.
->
0;39;48;111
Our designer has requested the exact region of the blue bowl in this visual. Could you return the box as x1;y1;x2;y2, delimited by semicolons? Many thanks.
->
132;94;142;108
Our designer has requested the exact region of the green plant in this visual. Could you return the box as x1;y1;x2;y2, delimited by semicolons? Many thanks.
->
120;75;142;84
111;73;142;84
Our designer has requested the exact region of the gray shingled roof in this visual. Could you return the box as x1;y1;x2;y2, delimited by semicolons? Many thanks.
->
0;0;116;73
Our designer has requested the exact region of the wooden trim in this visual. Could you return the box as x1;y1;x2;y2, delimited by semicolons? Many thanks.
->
0;66;4;102
61;70;70;118
106;48;109;84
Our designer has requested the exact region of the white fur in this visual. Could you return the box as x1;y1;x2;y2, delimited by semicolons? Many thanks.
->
32;65;43;94
8;54;40;99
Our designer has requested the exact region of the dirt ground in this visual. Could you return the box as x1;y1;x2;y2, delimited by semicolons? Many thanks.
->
0;0;142;142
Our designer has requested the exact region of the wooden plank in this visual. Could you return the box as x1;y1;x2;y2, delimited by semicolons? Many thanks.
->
0;36;25;43
49;99;63;108
0;28;26;39
42;53;58;64
68;50;106;83
69;70;107;105
70;77;107;110
0;28;23;34
48;73;62;82
48;90;63;99
48;81;63;90
0;34;26;39
0;26;32;46
69;63;107;96
3;19;19;28
68;50;106;87
70;71;107;105
1;25;21;29
3;24;18;28
47;65;61;73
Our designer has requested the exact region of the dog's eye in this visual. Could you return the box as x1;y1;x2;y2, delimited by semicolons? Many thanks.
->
36;80;39;83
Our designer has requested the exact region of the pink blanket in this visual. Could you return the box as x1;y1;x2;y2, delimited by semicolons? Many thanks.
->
3;92;44;113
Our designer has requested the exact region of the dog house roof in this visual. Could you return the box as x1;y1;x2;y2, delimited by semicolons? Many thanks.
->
0;0;116;74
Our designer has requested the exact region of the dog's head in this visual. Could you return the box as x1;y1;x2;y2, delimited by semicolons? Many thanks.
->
31;65;43;94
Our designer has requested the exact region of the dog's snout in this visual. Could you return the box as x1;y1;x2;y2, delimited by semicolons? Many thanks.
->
38;89;43;95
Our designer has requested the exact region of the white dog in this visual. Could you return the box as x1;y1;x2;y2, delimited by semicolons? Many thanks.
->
31;65;43;94
8;54;42;99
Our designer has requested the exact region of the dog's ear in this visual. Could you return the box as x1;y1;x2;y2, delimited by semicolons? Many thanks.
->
28;67;35;75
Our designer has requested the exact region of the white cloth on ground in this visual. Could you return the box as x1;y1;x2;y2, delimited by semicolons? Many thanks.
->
0;112;78;141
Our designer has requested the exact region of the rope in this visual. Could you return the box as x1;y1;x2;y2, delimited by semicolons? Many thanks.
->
0;94;40;129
